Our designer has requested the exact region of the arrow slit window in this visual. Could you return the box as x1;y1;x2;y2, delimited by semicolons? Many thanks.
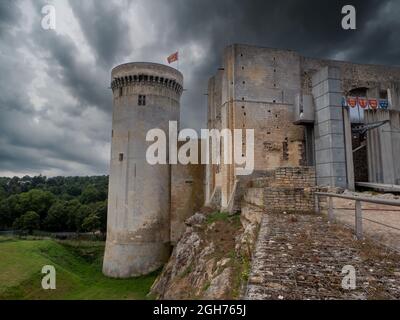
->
138;95;146;106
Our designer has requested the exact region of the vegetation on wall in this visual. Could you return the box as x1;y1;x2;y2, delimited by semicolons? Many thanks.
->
0;175;108;233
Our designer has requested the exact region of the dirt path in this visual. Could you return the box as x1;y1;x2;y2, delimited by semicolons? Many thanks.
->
245;213;400;300
331;197;400;251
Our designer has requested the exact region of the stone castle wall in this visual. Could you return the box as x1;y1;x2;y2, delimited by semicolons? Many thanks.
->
207;43;400;210
251;167;316;213
171;162;204;245
104;62;183;278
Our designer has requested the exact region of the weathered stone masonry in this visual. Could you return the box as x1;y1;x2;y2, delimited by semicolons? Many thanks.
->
206;44;400;211
104;44;400;279
103;63;187;278
250;167;316;213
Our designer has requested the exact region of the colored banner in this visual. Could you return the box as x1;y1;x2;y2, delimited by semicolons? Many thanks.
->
358;97;368;109
379;99;389;109
369;99;378;109
347;97;357;108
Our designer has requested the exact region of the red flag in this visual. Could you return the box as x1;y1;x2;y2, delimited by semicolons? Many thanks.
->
167;52;178;64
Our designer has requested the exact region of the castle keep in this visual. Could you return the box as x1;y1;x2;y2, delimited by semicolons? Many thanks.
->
104;45;400;278
104;63;183;277
206;44;400;211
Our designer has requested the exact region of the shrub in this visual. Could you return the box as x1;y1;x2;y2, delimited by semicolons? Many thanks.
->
13;211;41;234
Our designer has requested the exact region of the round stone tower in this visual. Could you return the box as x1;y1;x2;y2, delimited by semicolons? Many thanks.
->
103;62;183;278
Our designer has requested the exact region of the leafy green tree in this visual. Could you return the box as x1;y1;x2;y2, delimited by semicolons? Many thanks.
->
13;211;41;234
66;184;81;197
31;175;46;188
8;177;22;194
45;200;80;231
0;174;109;232
0;195;23;228
18;189;55;219
90;201;107;232
74;204;93;232
44;201;69;231
64;199;81;230
80;185;102;204
82;213;101;233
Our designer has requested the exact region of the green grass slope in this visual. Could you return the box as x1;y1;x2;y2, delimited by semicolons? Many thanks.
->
0;238;157;300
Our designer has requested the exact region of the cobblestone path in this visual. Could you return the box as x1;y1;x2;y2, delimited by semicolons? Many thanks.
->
245;213;400;300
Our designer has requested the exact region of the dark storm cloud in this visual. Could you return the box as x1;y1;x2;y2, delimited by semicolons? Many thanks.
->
160;0;398;128
68;0;132;68
28;0;110;111
0;0;399;177
165;0;388;74
0;0;21;37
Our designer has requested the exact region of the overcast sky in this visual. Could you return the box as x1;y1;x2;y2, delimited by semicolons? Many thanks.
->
0;0;399;177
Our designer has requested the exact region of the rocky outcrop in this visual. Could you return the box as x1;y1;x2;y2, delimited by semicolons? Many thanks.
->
150;203;263;299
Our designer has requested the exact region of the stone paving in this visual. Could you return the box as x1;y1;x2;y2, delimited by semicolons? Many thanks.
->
245;213;400;300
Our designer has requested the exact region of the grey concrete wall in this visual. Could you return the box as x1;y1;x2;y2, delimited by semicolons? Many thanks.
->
103;62;183;278
312;67;347;188
366;110;400;184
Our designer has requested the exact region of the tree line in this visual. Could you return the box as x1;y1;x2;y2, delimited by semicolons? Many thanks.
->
0;175;108;234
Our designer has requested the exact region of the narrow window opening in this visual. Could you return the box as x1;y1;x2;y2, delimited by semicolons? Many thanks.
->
379;90;388;99
119;87;123;97
138;95;146;106
119;153;124;162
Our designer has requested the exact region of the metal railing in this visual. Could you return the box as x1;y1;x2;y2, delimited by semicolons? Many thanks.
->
315;192;400;240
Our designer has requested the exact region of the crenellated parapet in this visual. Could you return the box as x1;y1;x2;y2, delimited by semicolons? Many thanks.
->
111;74;183;95
111;62;184;96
